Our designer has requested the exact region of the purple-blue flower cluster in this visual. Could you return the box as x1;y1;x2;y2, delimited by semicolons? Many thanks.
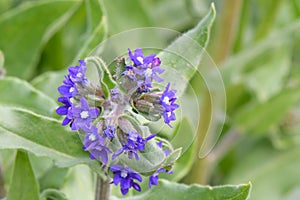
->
126;48;164;91
56;49;179;195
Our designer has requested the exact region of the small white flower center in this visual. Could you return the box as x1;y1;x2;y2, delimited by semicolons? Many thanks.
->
89;134;96;141
76;72;83;78
136;57;144;64
163;96;170;104
69;87;75;93
120;170;128;178
167;112;172;117
80;111;89;119
144;68;152;77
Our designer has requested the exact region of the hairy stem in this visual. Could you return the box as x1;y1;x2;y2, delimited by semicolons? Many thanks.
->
95;176;110;200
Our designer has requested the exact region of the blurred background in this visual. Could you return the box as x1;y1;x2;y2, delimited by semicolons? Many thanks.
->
1;0;300;199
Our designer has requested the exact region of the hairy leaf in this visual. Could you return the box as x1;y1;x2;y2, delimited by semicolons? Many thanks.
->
0;106;103;176
112;180;251;200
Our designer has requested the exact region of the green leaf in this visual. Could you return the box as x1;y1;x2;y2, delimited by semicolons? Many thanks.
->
7;151;39;200
31;0;108;99
157;3;216;96
226;141;300;200
0;50;4;68
0;149;17;186
39;166;68;191
85;56;116;98
112;180;251;200
233;87;300;135
162;118;196;181
40;189;68;200
0;77;58;117
0;0;79;79
0;106;102;176
31;70;66;100
75;0;107;60
116;121;167;174
61;165;95;200
221;20;300;86
101;0;152;34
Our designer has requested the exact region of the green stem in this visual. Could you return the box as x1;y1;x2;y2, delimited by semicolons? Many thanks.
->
233;0;250;53
183;93;212;184
254;0;281;41
210;0;242;64
209;129;240;163
95;176;110;200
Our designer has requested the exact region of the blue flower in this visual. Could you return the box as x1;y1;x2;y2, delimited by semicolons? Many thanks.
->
68;60;88;84
56;97;73;126
135;67;164;88
58;75;77;98
113;132;156;160
71;97;99;130
160;83;179;127
83;126;111;164
128;48;155;67
103;125;115;139
110;165;142;195
149;168;173;189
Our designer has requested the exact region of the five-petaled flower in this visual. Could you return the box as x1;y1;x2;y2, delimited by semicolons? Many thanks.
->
110;165;142;195
71;97;99;130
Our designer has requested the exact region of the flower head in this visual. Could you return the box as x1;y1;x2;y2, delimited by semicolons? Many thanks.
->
83;126;111;164
160;83;179;127
71;97;99;130
110;165;142;195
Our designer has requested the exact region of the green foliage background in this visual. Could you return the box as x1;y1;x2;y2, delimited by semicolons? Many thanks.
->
0;0;300;199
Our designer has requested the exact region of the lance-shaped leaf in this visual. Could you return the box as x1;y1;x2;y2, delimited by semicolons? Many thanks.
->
0;0;80;79
7;151;39;200
112;180;251;200
0;77;58;117
0;106;103;177
156;3;216;96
